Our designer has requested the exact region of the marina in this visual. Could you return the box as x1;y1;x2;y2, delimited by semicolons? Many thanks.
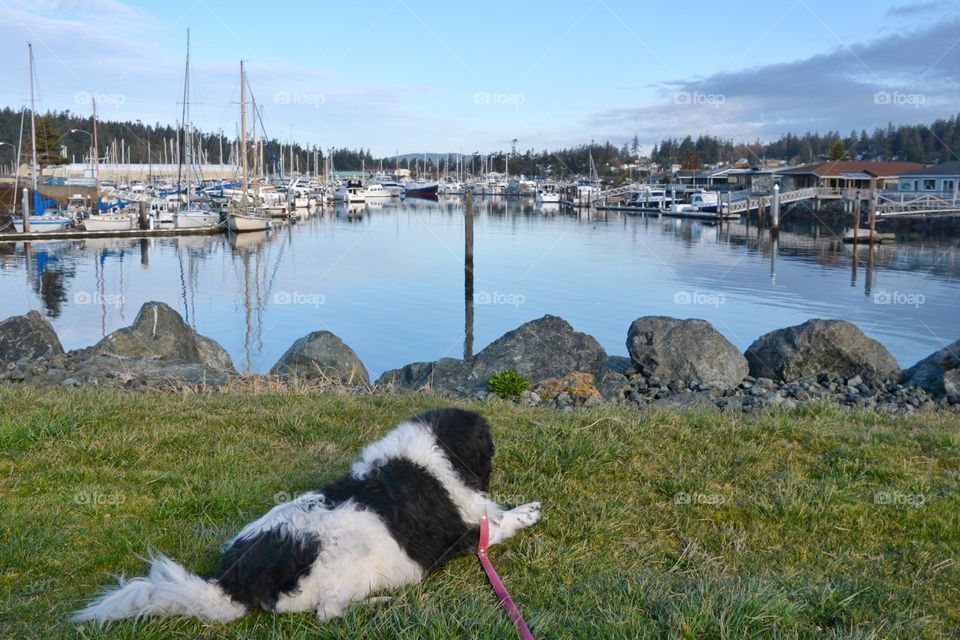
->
3;198;956;379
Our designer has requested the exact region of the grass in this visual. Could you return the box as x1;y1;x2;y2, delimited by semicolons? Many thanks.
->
1;387;958;639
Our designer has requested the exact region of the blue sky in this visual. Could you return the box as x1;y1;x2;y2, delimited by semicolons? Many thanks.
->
1;0;959;156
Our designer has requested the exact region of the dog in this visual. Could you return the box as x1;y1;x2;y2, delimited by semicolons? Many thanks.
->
73;408;542;624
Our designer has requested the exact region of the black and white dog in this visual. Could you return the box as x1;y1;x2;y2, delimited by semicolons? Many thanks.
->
73;408;542;624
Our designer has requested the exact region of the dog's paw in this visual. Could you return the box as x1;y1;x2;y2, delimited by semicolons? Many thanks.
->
512;502;542;527
316;599;348;623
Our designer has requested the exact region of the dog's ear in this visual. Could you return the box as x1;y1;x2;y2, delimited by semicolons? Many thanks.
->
415;408;493;493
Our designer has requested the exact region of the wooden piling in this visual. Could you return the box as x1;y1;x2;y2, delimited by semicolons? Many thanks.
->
22;188;30;233
464;192;474;361
868;195;877;243
139;201;148;230
852;190;861;245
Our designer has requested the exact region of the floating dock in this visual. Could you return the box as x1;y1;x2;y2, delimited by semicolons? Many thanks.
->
0;224;225;242
842;230;896;244
661;210;741;221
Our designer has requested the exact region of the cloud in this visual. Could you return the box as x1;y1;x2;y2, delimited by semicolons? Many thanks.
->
586;18;960;148
885;1;948;17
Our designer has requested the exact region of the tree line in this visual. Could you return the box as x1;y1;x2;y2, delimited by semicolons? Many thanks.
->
2;107;959;178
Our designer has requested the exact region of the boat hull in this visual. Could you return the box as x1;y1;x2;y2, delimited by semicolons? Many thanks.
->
82;216;134;231
228;212;271;233
13;216;73;233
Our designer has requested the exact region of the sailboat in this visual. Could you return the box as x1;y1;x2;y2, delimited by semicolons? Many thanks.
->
82;96;135;231
174;30;221;230
228;60;271;233
13;43;73;233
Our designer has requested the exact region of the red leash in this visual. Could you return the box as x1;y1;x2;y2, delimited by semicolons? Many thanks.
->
478;511;535;639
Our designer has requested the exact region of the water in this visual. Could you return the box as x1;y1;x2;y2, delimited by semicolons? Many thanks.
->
1;198;957;378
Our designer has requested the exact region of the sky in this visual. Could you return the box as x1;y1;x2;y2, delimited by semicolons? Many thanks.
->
1;0;959;156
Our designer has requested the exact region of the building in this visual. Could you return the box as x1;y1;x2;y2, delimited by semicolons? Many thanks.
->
896;161;960;193
778;161;924;191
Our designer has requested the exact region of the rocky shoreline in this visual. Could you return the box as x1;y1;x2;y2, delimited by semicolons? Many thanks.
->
1;302;958;415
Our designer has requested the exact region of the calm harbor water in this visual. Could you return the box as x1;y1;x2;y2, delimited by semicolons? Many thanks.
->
1;198;957;378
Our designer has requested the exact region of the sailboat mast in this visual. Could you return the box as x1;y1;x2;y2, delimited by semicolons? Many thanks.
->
28;43;38;193
92;96;101;207
240;61;248;203
184;29;191;208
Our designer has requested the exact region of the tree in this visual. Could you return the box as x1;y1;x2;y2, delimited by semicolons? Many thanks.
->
28;116;69;179
828;141;848;161
680;152;701;170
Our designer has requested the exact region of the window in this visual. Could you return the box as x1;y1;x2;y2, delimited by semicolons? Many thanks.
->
923;179;936;190
943;180;955;192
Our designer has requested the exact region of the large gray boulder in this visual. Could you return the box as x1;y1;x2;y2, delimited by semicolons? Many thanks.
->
626;316;747;389
271;331;369;386
86;301;235;372
466;315;607;387
745;319;899;385
375;358;472;396
903;338;960;396
0;310;64;364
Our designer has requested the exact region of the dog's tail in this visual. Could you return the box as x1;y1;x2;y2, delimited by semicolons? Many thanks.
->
72;555;246;624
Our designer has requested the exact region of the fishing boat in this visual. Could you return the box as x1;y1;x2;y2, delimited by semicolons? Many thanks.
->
404;180;439;198
535;182;561;205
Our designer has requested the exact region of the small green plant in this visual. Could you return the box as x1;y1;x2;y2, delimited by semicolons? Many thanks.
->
487;369;530;399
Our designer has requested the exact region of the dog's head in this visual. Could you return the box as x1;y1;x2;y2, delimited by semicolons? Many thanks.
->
414;408;494;494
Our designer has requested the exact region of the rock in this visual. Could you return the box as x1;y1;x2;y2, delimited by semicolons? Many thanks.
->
944;369;960;400
467;315;608;388
597;370;629;402
0;310;64;365
607;355;634;375
744;319;900;385
271;330;369;386
533;372;603;407
650;391;717;411
86;302;235;372
626;316;747;389
375;358;472;396
903;338;960;396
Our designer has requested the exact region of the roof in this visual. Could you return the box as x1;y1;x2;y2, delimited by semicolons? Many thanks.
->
779;161;925;178
840;172;872;179
897;160;960;177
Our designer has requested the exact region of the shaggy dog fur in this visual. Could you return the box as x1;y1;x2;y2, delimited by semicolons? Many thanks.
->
73;408;542;624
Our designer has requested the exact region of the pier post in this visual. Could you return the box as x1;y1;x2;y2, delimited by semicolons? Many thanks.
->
22;188;30;233
139;201;148;230
868;194;877;243
770;184;780;233
853;190;861;245
464;192;474;361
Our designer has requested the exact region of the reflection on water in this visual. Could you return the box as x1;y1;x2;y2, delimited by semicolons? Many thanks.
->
1;199;957;377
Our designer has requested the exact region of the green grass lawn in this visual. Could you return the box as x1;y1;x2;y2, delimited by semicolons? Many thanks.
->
1;388;958;639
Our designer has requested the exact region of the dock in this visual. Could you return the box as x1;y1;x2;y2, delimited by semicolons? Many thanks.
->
0;224;225;242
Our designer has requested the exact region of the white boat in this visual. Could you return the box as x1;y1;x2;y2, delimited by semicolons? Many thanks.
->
82;214;133;231
669;191;725;214
362;183;396;199
335;179;366;203
228;210;271;233
625;187;673;210
535;183;561;205
13;214;74;233
174;206;220;229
